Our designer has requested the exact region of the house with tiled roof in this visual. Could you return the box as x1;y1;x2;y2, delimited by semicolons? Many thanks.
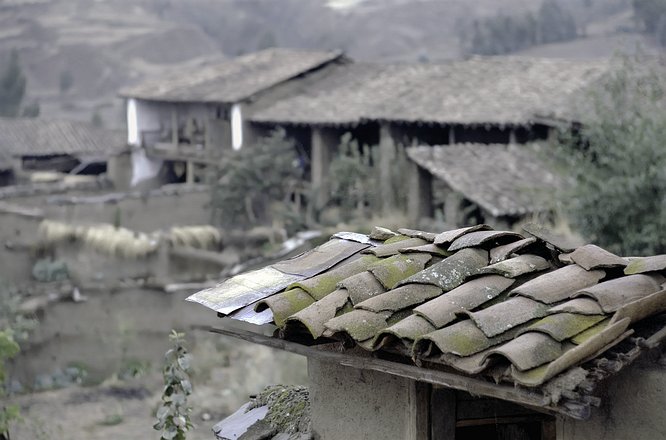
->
405;143;565;228
188;224;666;440
0;117;126;186
118;48;345;186
249;57;606;216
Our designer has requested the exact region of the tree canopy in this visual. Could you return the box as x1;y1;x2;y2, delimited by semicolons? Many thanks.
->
554;55;666;255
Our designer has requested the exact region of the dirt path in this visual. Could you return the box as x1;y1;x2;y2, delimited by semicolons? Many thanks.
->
9;340;308;440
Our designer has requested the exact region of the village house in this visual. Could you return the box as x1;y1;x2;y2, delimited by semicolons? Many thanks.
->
118;48;345;186
188;224;666;440
249;57;607;222
0;117;125;187
405;143;564;229
119;50;609;226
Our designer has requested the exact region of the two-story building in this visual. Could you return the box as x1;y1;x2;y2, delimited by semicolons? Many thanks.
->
118;48;345;186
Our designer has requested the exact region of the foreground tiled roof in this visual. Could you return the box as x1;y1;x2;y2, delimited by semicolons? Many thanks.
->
250;57;607;126
118;48;342;103
0;118;125;157
188;224;666;415
407;144;564;217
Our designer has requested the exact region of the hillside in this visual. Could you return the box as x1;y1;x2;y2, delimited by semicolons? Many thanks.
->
0;0;659;129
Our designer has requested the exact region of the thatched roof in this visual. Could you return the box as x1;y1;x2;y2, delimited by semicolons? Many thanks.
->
0;118;125;158
406;144;564;217
119;48;343;104
251;57;608;126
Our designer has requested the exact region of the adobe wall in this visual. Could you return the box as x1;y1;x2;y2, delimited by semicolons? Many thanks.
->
41;185;211;232
0;185;212;286
12;287;308;405
307;359;421;440
0;207;43;285
557;356;666;440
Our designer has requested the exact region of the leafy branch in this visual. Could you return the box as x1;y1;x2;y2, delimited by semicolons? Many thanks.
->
154;330;194;440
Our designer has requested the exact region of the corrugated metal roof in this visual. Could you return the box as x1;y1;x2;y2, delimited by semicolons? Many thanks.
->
118;47;343;103
0;118;125;157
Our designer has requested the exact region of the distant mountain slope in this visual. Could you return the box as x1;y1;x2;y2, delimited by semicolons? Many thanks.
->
0;0;659;130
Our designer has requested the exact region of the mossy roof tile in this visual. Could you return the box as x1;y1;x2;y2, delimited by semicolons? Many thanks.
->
448;230;524;252
568;244;627;270
573;274;664;312
355;283;442;313
478;254;551;278
467;296;550;338
433;224;492;245
624;255;666;275
285;288;350;338
489;237;538;264
338;271;386;305
369;253;432;289
287;254;380;300
518;313;606;342
374;314;436;349
324;309;391;341
414;319;520;357
396;228;438;242
398;248;488;290
257;287;315;328
548;298;604;316
414;275;515;328
511;264;605;304
363;237;428;257
485;332;563;371
521;222;580;252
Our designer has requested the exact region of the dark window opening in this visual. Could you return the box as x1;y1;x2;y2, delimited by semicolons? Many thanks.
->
430;387;556;440
456;420;544;440
453;125;512;144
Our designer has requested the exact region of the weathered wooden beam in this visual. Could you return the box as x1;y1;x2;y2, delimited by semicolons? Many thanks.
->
208;324;590;420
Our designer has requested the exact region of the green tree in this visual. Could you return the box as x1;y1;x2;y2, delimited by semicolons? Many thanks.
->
553;54;666;255
154;330;193;440
633;0;666;33
328;134;377;222
211;129;302;227
0;50;26;118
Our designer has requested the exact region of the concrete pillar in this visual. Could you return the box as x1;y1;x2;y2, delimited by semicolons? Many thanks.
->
448;125;455;145
311;127;337;210
308;359;427;440
509;128;517;144
379;123;397;215
407;159;433;225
